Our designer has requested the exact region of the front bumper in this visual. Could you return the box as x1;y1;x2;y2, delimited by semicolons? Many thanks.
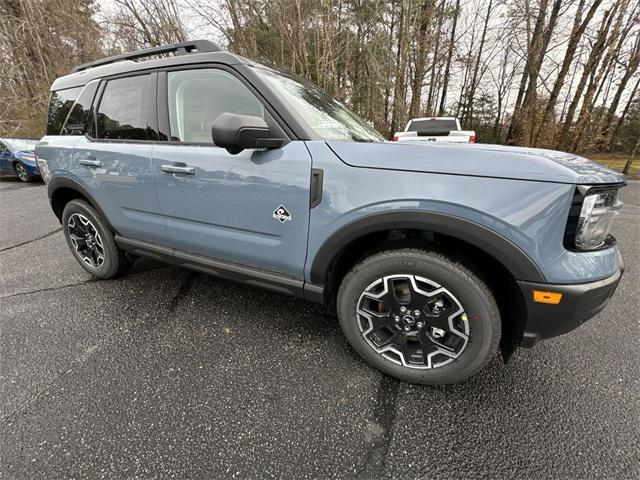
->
518;267;624;347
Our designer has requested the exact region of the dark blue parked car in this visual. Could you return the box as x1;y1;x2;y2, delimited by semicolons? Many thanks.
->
0;138;41;182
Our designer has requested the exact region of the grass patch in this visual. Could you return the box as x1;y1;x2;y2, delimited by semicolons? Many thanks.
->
586;153;639;180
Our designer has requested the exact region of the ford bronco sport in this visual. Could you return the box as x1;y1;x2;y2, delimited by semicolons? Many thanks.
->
36;40;626;385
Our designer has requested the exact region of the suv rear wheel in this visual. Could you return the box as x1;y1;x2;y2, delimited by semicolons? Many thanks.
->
62;199;133;279
337;248;500;385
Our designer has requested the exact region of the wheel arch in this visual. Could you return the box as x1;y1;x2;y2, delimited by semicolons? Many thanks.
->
309;210;543;357
310;210;545;287
48;177;117;233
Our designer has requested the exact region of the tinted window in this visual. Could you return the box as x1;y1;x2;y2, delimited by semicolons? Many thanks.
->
62;82;99;136
47;87;82;135
407;119;458;135
167;69;264;143
97;75;149;140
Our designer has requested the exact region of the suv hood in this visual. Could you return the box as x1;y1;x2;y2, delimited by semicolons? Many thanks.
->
327;141;626;184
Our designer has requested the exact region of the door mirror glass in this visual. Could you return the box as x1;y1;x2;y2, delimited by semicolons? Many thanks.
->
212;113;285;155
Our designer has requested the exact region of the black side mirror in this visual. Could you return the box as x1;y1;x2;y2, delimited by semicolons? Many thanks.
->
211;113;285;155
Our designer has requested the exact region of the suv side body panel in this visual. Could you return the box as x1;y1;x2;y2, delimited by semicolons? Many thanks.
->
151;141;312;277
303;141;623;286
36;136;83;186
71;137;166;244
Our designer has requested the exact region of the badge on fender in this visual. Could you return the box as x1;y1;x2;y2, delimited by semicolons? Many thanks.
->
273;205;292;223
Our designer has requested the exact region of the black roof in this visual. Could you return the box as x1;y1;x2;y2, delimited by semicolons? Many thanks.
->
51;40;249;91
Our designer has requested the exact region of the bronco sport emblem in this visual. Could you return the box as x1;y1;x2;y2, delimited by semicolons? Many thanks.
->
273;205;292;223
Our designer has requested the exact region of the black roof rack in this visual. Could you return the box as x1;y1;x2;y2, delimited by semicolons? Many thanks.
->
71;40;223;73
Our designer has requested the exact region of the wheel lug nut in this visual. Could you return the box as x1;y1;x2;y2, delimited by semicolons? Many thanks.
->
400;306;407;314
404;326;410;332
431;327;446;338
414;310;421;317
416;322;423;328
394;316;400;322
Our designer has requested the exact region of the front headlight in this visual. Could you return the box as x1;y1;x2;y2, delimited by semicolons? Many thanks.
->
572;187;623;250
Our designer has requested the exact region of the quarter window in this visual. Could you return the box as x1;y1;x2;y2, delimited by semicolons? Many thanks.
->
46;87;82;135
61;82;99;136
167;69;264;143
97;75;150;140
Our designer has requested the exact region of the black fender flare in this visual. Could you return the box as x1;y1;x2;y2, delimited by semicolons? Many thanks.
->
309;210;546;285
47;176;117;233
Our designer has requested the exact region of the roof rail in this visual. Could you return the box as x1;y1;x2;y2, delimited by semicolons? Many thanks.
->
71;40;223;73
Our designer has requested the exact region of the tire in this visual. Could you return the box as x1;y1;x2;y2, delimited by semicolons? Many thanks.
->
62;199;133;279
13;162;33;182
337;248;500;385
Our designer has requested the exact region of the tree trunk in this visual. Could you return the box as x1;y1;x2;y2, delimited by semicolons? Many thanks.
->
426;0;445;115
623;138;639;175
438;0;459;116
602;34;640;143
571;1;628;152
556;6;617;150
461;0;492;126
506;0;549;145
534;0;603;144
408;1;435;119
607;75;640;151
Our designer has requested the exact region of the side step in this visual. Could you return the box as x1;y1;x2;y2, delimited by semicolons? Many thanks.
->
114;235;324;302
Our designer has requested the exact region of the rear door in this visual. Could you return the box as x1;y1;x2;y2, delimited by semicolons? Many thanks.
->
152;66;312;278
73;72;167;245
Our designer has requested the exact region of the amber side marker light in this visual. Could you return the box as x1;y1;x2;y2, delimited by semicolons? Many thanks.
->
533;290;563;305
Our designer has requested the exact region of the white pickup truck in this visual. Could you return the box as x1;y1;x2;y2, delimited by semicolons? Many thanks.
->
392;117;476;143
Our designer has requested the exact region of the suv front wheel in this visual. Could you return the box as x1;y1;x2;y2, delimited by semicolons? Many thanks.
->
62;199;133;279
337;248;500;385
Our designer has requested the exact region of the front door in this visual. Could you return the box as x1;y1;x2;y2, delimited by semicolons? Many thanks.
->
152;67;312;278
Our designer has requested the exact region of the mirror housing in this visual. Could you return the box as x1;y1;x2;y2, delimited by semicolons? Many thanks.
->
211;113;285;155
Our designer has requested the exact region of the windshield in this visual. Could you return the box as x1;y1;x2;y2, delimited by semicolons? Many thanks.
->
4;138;37;152
257;68;385;142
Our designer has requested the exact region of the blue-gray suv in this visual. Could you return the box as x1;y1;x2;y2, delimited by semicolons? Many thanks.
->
36;41;626;384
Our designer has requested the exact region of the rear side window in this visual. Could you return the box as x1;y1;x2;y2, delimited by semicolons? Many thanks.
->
46;87;82;135
96;75;151;140
61;82;99;136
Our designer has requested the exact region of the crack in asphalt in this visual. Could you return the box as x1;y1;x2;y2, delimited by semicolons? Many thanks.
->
0;310;136;424
356;374;400;478
0;269;197;423
0;266;173;300
0;279;96;300
0;227;62;253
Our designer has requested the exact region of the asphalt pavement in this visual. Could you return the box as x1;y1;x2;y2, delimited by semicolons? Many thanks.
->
1;177;638;479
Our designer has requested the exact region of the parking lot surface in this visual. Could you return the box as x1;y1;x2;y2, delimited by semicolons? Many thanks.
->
1;178;638;479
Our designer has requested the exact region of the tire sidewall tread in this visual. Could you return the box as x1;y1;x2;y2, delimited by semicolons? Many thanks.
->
61;199;130;279
337;248;501;385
